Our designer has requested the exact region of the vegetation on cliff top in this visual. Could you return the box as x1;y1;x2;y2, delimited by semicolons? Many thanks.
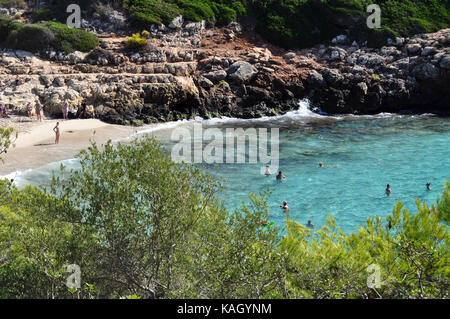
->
121;0;450;47
250;0;450;48
0;16;99;53
4;1;447;49
0;137;448;299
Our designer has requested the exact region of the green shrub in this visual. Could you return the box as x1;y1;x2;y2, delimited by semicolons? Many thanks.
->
438;182;450;225
232;1;247;17
176;0;215;22
124;0;181;28
124;32;148;51
7;24;56;52
40;21;99;53
0;16;22;43
0;126;16;161
211;2;236;25
0;0;27;9
32;7;55;22
0;16;98;53
124;0;240;28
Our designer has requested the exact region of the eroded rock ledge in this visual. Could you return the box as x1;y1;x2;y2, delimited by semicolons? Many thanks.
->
1;22;449;125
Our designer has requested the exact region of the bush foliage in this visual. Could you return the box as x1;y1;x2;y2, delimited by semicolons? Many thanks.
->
120;0;450;47
7;1;449;48
0;17;99;53
124;32;148;51
0;137;448;299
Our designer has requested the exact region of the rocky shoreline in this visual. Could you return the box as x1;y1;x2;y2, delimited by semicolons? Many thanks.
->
0;17;449;126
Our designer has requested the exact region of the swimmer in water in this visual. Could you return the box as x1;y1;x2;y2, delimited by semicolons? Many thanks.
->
280;201;289;214
265;165;272;176
386;184;391;196
306;220;315;228
276;171;286;180
426;183;431;191
319;162;340;168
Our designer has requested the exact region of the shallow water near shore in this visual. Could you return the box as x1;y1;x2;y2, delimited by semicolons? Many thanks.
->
3;103;450;234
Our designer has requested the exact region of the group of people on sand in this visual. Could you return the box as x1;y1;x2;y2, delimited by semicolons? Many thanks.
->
263;162;434;229
26;99;70;122
24;99;65;144
23;99;87;144
26;101;43;122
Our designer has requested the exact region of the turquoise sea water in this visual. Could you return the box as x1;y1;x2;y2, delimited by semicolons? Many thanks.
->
156;105;450;234
4;103;450;234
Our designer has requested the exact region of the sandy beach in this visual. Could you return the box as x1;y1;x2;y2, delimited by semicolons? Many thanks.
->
0;117;143;176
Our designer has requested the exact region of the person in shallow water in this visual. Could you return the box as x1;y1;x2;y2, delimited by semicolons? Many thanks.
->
306;220;315;228
386;184;391;196
276;171;286;180
426;183;432;191
265;165;272;176
319;162;324;168
280;201;289;214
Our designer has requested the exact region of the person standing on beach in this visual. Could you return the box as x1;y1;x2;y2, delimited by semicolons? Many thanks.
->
35;100;42;122
27;102;33;119
61;100;68;120
53;122;60;144
76;102;87;119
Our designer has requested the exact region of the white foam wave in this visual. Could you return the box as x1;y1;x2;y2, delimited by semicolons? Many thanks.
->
133;119;194;136
200;99;328;126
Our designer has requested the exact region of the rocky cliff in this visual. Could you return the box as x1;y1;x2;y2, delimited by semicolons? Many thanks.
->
0;20;449;125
